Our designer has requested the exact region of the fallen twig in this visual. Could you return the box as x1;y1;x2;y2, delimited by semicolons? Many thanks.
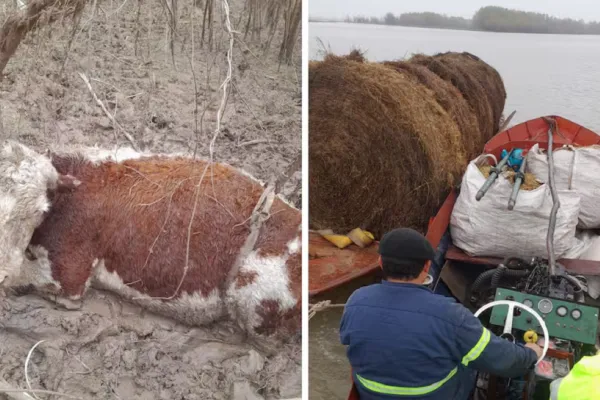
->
0;378;34;400
0;388;79;400
0;375;80;400
78;72;141;152
237;139;268;147
25;340;45;400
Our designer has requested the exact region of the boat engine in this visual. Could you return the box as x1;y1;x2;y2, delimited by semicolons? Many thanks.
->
467;258;599;400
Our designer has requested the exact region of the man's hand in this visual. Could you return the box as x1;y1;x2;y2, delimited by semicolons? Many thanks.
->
525;343;543;359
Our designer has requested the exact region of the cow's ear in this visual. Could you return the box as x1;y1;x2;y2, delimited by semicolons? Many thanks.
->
56;174;81;193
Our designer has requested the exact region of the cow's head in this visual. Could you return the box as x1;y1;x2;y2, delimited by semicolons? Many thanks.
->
0;141;79;286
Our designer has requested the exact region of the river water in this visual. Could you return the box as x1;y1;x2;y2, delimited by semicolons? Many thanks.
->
308;22;600;399
310;22;600;131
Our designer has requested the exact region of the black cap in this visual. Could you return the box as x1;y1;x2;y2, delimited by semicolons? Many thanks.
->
378;228;435;267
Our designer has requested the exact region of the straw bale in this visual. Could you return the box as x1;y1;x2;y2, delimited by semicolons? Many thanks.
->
410;52;506;144
309;55;466;237
383;61;481;159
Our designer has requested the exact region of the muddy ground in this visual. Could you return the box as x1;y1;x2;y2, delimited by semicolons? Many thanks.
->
0;0;301;399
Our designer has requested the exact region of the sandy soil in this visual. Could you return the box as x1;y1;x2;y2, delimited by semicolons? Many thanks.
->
0;0;301;399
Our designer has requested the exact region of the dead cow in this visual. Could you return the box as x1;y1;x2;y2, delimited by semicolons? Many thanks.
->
3;145;301;344
0;141;78;286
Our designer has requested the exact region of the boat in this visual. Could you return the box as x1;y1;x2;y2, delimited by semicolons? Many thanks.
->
308;115;600;399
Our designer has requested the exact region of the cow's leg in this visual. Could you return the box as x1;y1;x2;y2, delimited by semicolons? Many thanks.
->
225;250;298;343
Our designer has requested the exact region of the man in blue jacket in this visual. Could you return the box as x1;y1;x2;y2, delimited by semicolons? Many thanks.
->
340;228;542;400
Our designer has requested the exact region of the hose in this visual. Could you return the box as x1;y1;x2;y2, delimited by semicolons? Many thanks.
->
502;269;530;278
491;265;507;288
558;270;586;303
502;257;532;270
470;269;498;298
468;267;530;302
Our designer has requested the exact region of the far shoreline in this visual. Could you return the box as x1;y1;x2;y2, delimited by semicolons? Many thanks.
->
308;20;600;37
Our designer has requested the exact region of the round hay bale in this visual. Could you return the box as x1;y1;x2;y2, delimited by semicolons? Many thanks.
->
382;61;481;160
410;52;506;146
436;52;506;135
309;55;466;238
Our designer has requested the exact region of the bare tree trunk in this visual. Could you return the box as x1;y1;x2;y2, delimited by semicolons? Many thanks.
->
200;0;213;50
169;0;177;65
0;0;86;77
134;0;142;56
278;0;300;65
263;0;281;53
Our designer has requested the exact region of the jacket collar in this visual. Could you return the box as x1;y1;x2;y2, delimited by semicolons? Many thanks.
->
381;279;432;292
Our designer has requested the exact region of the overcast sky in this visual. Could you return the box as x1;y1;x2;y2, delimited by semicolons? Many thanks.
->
309;0;600;22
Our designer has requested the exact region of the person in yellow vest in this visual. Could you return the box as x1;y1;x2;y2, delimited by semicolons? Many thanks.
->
549;350;600;400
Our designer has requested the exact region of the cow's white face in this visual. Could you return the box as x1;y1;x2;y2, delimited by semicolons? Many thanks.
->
0;141;60;286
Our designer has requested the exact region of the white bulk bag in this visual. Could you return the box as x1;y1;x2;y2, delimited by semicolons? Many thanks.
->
576;234;600;299
527;144;600;229
450;158;582;259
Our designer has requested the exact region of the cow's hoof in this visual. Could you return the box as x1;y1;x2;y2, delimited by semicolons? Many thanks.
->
57;297;83;310
43;294;83;310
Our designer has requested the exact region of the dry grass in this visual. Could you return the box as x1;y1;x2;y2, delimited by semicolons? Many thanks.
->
309;51;507;238
479;165;541;191
410;52;506;143
383;60;481;159
309;55;466;238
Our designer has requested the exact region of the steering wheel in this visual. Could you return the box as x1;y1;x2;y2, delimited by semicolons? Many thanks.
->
474;300;549;364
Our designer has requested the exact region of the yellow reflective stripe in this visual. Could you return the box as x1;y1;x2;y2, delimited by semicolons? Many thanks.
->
356;368;458;396
462;327;491;367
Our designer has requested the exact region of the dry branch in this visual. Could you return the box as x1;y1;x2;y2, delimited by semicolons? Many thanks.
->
24;340;45;400
78;72;141;152
236;138;268;147
0;379;34;400
0;0;86;76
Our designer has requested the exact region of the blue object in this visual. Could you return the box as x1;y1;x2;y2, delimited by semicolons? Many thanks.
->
501;148;524;170
340;283;538;399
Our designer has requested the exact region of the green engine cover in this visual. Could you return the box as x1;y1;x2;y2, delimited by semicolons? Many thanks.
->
489;288;599;345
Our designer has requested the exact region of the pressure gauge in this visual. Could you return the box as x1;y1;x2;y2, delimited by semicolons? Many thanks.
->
523;299;533;308
571;309;582;320
556;306;568;317
538;299;553;314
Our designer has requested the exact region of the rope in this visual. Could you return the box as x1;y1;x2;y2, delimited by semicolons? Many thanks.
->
543;117;561;276
308;301;346;320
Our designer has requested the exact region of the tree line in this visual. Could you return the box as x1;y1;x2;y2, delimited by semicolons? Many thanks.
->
342;6;600;35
